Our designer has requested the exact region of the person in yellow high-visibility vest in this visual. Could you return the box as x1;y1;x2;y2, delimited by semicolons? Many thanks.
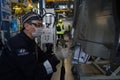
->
56;19;65;39
56;19;65;47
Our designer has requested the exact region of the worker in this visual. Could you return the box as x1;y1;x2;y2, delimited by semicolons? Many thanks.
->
56;19;65;46
0;11;60;80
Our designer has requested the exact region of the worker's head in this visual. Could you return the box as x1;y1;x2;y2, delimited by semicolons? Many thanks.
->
58;19;63;23
21;11;43;39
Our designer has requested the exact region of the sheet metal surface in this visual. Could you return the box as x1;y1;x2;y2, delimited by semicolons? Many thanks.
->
73;0;118;59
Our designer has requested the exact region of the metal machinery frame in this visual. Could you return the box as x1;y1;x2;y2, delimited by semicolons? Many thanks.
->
40;8;57;54
45;0;73;13
72;44;120;80
79;58;120;80
0;0;12;44
71;0;120;79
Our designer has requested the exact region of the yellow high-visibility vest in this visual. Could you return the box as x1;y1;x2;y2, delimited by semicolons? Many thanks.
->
56;23;64;34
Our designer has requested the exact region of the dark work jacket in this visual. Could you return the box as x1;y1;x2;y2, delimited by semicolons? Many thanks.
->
0;31;54;80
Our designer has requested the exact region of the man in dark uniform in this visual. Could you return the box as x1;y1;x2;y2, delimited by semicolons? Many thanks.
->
0;12;60;80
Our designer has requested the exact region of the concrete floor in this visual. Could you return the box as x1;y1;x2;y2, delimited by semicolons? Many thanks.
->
51;55;74;80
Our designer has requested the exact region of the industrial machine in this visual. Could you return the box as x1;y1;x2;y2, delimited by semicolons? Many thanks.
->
0;0;12;44
71;0;120;80
45;0;73;13
40;8;56;54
